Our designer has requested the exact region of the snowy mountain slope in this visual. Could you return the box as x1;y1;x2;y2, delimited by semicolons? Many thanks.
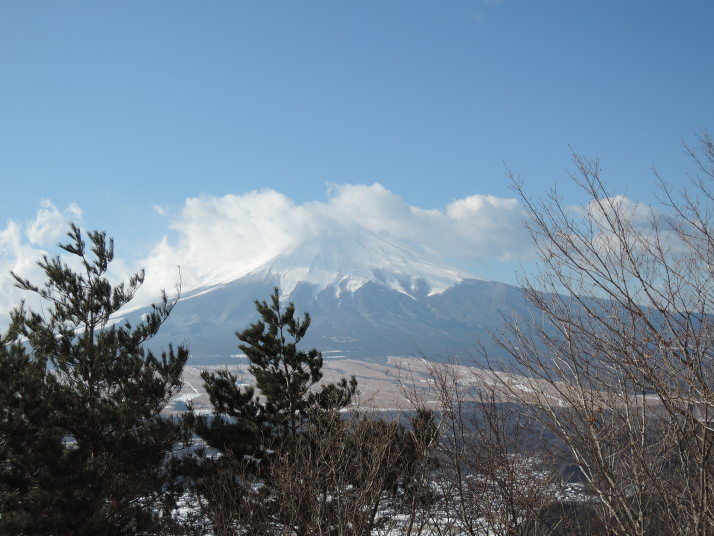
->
125;228;527;364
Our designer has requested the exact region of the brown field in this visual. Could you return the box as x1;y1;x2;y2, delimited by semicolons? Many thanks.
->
163;356;568;415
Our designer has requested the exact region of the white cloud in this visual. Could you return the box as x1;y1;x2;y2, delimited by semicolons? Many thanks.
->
0;201;83;325
153;204;168;216
25;200;82;246
570;194;686;263
322;184;530;262
576;195;655;229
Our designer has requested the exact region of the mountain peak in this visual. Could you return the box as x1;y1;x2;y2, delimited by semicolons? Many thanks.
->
185;226;479;296
223;226;480;298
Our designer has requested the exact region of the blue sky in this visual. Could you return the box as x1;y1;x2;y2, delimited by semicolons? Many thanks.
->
1;1;713;316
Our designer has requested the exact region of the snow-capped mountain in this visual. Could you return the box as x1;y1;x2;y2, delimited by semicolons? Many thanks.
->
129;227;528;365
257;226;475;298
182;224;476;298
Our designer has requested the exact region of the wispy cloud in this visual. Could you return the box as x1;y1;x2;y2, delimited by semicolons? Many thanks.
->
152;204;169;217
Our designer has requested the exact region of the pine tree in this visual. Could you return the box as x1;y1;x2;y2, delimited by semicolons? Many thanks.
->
188;288;357;534
196;286;357;458
0;225;188;535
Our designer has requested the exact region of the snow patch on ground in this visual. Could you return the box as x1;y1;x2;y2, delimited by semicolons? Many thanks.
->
173;381;200;403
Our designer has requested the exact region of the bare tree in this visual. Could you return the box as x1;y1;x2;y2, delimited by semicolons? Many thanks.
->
398;359;559;536
266;409;416;536
492;133;714;535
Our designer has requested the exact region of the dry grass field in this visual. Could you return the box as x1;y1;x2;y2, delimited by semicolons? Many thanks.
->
163;356;577;415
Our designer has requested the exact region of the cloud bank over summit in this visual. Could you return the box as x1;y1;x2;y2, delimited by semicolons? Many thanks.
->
0;183;534;324
137;183;533;297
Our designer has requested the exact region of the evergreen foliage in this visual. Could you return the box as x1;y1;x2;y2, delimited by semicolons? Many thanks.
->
0;225;188;535
195;286;357;458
